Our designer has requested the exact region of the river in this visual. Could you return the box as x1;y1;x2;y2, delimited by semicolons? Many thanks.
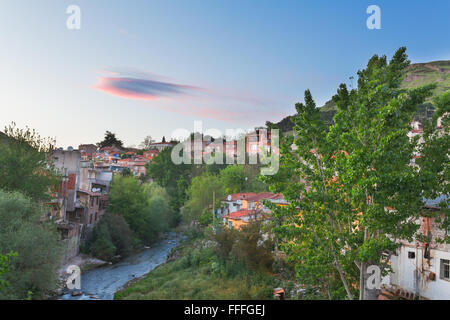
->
61;231;183;300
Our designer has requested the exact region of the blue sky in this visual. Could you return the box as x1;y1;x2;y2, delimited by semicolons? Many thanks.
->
0;0;449;148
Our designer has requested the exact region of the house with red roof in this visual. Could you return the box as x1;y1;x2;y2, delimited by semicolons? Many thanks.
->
220;192;288;228
222;209;265;229
143;149;160;160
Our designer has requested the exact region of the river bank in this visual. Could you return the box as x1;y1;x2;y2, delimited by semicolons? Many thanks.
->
56;231;183;300
114;237;278;300
114;226;304;300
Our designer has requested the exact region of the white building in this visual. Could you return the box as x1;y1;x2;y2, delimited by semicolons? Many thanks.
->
386;196;450;299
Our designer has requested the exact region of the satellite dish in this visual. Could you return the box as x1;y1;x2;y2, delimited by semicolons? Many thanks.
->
227;195;232;201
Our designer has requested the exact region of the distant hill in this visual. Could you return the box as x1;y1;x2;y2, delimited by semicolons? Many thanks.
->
275;60;450;133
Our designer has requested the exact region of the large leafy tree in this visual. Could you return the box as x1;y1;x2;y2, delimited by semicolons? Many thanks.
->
107;177;174;245
263;47;448;300
220;165;246;194
181;172;224;222
0;190;62;299
146;147;192;210
97;130;124;149
0;123;60;202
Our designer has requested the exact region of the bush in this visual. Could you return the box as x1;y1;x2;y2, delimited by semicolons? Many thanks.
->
86;213;133;260
231;222;274;273
90;225;116;261
198;209;213;226
108;177;174;245
213;227;238;260
0;190;63;299
184;224;203;241
214;222;274;273
102;213;133;257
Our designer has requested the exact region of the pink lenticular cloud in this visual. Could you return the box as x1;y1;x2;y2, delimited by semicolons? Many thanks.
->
93;69;283;123
93;75;202;101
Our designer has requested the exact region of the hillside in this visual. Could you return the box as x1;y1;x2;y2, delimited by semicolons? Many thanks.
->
275;60;450;133
0;131;10;145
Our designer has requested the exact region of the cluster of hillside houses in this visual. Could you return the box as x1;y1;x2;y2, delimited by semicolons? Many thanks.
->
48;130;273;263
218;120;449;300
48;141;171;263
219;190;449;300
48;120;449;300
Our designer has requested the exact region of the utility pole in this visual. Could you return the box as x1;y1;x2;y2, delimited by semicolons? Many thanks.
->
212;190;215;225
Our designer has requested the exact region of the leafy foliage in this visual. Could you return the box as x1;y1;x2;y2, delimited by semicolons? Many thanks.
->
0;122;60;202
107;177;175;245
146;147;192;211
85;213;133;261
219;165;245;194
263;47;448;300
97;131;123;149
0;190;62;299
0;251;17;293
181;172;224;222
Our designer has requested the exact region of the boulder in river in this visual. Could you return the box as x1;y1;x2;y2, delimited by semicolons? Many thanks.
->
71;291;83;297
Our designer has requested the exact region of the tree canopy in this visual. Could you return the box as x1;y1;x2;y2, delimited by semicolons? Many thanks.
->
0;190;62;299
0;122;60;202
97;131;124;149
263;47;449;300
107;176;176;245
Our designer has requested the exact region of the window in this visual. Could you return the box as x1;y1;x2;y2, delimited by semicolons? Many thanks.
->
440;259;450;281
408;251;415;259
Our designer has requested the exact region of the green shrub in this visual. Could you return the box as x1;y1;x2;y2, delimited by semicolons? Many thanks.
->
85;213;133;260
89;223;116;261
107;177;174;245
0;190;63;299
102;213;133;257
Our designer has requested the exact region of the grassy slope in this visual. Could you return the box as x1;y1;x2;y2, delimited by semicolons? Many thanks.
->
276;60;450;132
114;244;275;300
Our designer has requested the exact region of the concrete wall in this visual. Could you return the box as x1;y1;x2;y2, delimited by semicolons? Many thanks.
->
53;150;81;212
390;245;450;299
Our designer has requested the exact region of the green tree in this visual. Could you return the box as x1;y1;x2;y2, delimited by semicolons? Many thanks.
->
107;177;174;245
263;47;448;300
0;190;62;299
0;122;60;202
121;167;133;177
181;172;224;222
146;147;191;210
0;251;17;293
107;176;148;241
89;223;116;261
220;165;245;194
97;131;123;149
86;212;133;260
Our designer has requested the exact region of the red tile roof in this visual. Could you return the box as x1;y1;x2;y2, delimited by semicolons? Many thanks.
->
224;209;258;219
225;192;284;202
245;192;279;202
226;193;257;201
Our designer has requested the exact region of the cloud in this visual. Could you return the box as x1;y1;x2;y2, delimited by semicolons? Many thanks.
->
93;69;285;124
93;72;202;101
